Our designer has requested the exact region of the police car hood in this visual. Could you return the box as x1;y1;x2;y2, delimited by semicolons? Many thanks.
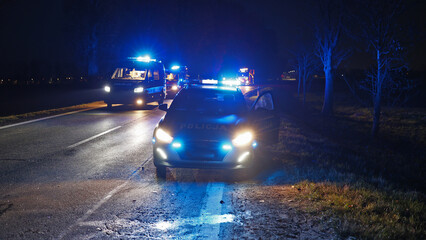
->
161;111;248;140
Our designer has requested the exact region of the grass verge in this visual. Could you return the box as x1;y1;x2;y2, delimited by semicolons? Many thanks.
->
269;87;426;239
294;181;425;240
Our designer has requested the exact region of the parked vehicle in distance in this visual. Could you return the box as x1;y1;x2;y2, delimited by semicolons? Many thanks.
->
165;65;189;98
104;56;166;109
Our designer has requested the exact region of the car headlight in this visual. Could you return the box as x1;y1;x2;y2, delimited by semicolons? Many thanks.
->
134;87;144;93
171;85;178;91
104;86;111;92
155;128;173;143
232;131;253;147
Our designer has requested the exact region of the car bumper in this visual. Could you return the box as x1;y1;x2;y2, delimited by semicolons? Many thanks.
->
153;143;255;170
105;92;161;104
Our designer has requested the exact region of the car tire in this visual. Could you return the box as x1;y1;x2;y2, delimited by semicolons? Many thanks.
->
156;166;166;179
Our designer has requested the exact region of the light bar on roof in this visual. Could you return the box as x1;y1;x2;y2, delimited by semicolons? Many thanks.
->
222;79;240;86
128;56;156;62
202;79;218;84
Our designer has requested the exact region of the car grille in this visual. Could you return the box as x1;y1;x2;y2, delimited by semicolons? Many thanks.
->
178;140;226;161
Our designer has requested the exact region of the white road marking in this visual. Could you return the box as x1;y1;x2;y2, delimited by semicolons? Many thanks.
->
57;157;152;240
0;106;102;130
198;182;225;240
66;126;122;149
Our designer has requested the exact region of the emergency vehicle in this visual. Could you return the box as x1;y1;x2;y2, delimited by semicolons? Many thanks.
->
104;56;166;109
165;65;189;98
237;68;255;85
152;81;279;179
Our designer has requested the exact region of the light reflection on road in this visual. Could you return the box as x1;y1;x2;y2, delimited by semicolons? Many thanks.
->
153;214;236;231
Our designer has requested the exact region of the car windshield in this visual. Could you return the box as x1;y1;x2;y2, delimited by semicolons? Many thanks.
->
112;68;147;80
169;88;247;115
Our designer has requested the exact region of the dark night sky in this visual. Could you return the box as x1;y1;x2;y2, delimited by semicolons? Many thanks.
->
0;0;425;80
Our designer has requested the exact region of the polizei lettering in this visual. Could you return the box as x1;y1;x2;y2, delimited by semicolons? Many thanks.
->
180;123;228;130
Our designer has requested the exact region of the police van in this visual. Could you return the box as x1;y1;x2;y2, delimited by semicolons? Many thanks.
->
152;80;280;178
104;56;166;109
165;65;189;98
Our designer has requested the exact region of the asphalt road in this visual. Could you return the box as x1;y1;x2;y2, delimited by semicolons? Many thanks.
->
1;84;330;240
0;87;260;239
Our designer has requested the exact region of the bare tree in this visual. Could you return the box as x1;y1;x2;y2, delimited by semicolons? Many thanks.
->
293;50;318;105
315;0;348;115
356;0;408;137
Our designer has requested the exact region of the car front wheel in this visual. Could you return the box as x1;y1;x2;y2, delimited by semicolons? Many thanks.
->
156;166;166;179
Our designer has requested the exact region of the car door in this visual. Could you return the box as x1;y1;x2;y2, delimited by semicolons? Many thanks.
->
250;91;280;144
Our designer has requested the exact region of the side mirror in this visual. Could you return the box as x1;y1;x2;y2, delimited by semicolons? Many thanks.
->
159;103;168;111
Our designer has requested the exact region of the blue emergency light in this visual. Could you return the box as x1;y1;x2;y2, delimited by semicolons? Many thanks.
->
128;55;157;62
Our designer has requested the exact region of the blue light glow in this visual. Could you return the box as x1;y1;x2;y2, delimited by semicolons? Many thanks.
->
216;114;238;124
222;144;232;151
202;79;218;84
219;86;238;91
172;142;182;148
171;65;180;70
222;79;240;86
137;56;150;62
134;55;156;62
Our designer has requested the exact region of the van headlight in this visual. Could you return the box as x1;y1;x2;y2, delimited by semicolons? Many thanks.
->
155;128;173;143
134;87;144;93
232;131;253;147
104;86;111;92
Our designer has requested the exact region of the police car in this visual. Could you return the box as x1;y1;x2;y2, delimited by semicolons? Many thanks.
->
152;81;279;178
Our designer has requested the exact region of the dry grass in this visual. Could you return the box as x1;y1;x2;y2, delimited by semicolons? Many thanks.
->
269;89;426;239
288;92;426;190
295;181;425;240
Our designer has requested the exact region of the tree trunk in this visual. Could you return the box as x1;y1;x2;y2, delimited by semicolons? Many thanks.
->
321;51;333;115
303;69;307;105
371;91;381;137
297;64;302;97
372;50;382;138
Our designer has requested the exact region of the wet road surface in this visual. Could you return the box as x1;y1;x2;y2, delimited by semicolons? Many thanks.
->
0;85;335;239
0;97;255;239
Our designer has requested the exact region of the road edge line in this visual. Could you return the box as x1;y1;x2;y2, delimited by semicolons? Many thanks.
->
66;125;122;149
198;182;225;240
0;106;103;130
56;156;152;240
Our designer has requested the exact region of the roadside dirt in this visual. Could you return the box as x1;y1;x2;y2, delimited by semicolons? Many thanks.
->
228;184;337;239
